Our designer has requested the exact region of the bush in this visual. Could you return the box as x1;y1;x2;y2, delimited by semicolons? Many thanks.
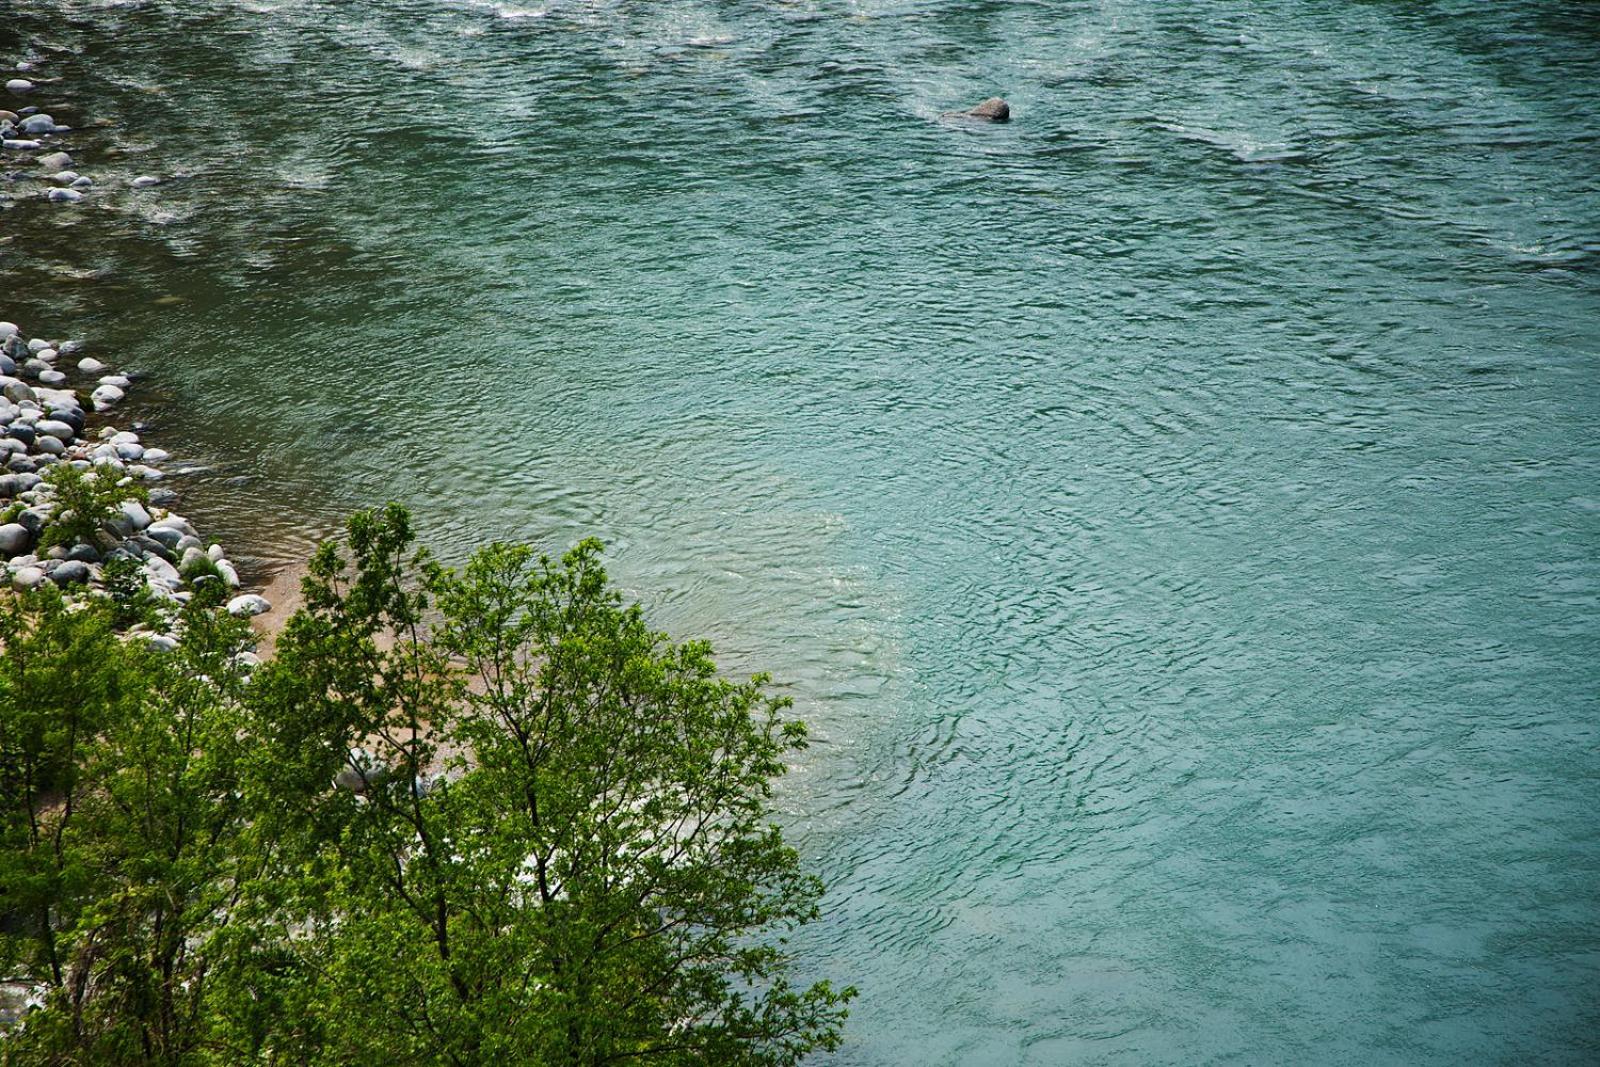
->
37;463;148;551
100;553;165;629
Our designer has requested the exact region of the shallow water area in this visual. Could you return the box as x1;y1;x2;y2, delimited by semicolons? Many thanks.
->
4;1;1599;1062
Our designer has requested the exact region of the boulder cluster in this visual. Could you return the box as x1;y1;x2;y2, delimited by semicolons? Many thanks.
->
1;318;272;650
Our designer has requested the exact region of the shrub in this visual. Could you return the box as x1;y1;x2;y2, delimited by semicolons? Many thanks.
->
37;463;148;551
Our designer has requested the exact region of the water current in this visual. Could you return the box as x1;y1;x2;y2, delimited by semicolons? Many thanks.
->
5;2;1599;1061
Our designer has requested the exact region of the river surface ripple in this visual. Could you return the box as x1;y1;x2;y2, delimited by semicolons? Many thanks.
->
5;2;1599;1062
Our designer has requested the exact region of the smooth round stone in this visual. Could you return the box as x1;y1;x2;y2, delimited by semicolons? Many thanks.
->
35;419;74;441
217;559;241;588
119;500;152;531
57;341;82;355
226;593;271;618
26;339;50;354
0;523;30;556
0;472;42;496
18;114;54;134
179;545;208;570
48;407;84;433
110;430;140;445
11;565;45;590
150;515;195;536
35;348;57;363
32;435;64;456
4;420;35;442
131;175;161;188
207;543;224;562
0;323;17;340
115;441;143;461
132;535;174;562
22;359;49;377
49;560;90;586
0;356;14;376
70;176;92;189
146;634;179;653
48;170;79;184
65;543;99;563
145;556;182;590
47;188;82;203
142;447;169;463
175;534;203;555
100;375;131;388
91;384;124;409
144;526;183;550
2;139;43;150
37;370;65;386
36;151;70;171
150;518;196;543
77;357;106;373
131;465;163;481
4;79;35;94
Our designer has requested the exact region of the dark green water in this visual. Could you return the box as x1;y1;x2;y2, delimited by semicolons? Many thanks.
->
6;2;1599;1062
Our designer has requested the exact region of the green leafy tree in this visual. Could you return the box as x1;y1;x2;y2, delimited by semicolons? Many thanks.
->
242;505;853;1065
0;591;256;1065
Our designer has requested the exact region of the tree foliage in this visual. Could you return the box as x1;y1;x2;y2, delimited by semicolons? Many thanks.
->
0;589;256;1064
0;506;852;1065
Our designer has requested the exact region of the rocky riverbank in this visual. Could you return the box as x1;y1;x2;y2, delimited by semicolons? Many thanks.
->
1;316;274;643
3;69;274;646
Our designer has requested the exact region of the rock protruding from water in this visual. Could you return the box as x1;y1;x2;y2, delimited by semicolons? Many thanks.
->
945;97;1011;123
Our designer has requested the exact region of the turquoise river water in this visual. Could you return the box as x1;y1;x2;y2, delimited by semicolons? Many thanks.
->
5;2;1599;1062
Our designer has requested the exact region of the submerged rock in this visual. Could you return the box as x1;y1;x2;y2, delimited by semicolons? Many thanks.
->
945;97;1011;123
4;79;36;95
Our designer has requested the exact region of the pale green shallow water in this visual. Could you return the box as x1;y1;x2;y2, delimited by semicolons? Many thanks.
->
5;2;1599;1062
